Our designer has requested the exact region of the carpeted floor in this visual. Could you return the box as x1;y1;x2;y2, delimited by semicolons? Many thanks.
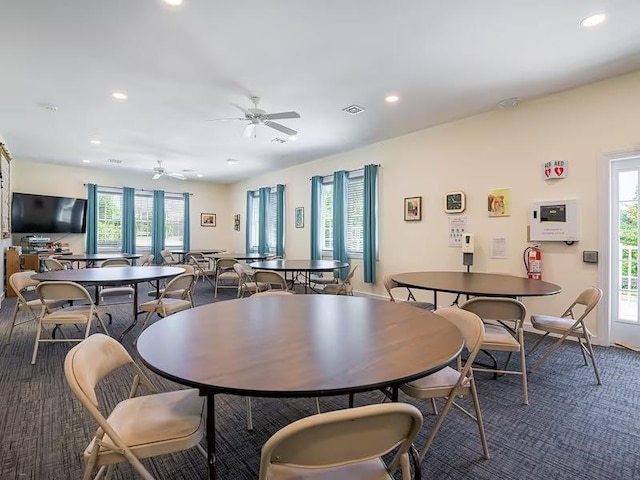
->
1;280;639;480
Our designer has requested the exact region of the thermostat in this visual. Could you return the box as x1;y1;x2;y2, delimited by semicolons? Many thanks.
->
583;251;598;264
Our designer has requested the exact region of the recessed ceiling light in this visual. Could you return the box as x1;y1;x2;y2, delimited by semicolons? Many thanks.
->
163;0;183;5
196;174;203;177
111;92;128;100
82;159;91;163
289;136;297;141
581;13;606;27
90;139;101;145
385;95;400;103
227;159;239;165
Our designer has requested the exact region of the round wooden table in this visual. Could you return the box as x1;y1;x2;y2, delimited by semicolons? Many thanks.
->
62;253;142;268
32;266;185;338
248;259;349;292
137;295;464;480
392;271;562;309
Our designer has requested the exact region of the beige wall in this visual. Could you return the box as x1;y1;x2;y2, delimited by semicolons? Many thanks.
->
10;159;233;253
228;70;640;343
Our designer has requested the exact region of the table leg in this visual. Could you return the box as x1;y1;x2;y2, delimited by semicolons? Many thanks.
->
133;283;138;321
433;291;438;309
207;393;218;480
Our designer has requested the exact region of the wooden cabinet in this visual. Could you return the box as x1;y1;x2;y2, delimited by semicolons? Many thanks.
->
5;250;42;297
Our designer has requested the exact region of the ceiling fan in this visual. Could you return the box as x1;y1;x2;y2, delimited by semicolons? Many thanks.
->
152;160;186;180
209;96;300;138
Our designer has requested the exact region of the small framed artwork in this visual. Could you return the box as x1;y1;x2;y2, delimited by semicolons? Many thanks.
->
404;196;422;221
233;214;241;231
201;213;216;227
488;188;511;217
295;207;304;228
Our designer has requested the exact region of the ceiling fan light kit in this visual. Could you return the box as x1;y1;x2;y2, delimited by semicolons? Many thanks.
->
152;160;186;180
209;96;300;138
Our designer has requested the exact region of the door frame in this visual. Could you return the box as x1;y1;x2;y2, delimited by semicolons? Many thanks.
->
598;148;640;346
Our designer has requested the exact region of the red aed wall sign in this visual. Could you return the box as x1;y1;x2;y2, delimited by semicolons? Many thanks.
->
542;160;569;180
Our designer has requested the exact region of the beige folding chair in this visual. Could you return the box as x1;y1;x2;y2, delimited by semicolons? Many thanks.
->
43;257;65;271
259;403;423;480
186;253;216;288
6;271;65;344
461;297;529;404
33;281;109;365
50;254;74;269
137;273;195;339
140;254;155;266
234;263;267;297
252;290;295;297
214;258;240;298
323;265;357;295
98;259;135;318
64;334;205;480
253;270;288;291
160;250;179;266
529;287;603;384
400;307;489;462
384;274;435;310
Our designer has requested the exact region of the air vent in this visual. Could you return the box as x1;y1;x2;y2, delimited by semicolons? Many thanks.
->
107;158;123;164
182;169;194;172
271;137;286;144
342;104;365;115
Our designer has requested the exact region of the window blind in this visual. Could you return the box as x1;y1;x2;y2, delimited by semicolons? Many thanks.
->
97;188;122;251
164;194;184;248
346;176;364;254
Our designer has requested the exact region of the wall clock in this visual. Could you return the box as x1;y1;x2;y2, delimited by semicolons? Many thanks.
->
444;191;466;214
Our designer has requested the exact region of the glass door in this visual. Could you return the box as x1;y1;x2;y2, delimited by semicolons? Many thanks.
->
611;157;640;346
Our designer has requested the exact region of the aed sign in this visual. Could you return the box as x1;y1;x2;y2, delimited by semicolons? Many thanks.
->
542;160;569;180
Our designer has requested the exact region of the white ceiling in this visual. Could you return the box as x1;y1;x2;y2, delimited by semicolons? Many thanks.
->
1;1;640;183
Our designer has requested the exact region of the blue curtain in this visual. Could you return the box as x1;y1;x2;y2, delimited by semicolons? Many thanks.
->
276;184;285;257
246;190;254;252
332;170;349;279
85;184;98;254
122;187;136;254
363;164;378;283
183;192;191;251
258;187;271;256
151;190;165;264
310;176;323;261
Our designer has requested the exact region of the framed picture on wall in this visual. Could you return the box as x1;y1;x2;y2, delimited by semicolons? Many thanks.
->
201;213;216;227
295;207;304;228
404;196;422;221
0;143;11;238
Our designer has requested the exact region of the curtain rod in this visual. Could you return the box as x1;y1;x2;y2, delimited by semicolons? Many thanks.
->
309;164;381;181
83;183;193;196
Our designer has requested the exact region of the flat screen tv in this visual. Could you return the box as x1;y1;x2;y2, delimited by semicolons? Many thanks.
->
11;192;87;234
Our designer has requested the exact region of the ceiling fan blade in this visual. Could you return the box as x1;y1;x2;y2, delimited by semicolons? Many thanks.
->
243;123;257;138
167;172;187;180
264;111;300;120
232;103;252;118
205;117;245;122
152;173;161;180
264;121;297;137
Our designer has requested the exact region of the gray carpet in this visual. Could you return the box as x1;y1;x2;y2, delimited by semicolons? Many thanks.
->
1;281;639;480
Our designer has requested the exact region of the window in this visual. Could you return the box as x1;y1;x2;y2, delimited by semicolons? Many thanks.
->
268;190;277;252
135;192;153;250
320;173;364;256
97;188;122;252
164;194;184;248
250;193;259;251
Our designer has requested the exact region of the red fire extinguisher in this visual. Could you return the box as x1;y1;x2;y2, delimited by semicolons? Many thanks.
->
524;245;542;280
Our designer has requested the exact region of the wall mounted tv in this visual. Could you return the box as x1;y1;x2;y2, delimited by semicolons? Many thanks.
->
11;192;87;234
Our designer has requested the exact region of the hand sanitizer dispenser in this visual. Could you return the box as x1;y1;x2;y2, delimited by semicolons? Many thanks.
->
462;233;474;266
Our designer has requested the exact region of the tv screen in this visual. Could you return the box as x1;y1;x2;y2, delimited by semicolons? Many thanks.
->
11;192;87;234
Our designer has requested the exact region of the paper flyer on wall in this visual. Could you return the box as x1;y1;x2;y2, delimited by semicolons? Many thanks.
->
448;216;467;247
